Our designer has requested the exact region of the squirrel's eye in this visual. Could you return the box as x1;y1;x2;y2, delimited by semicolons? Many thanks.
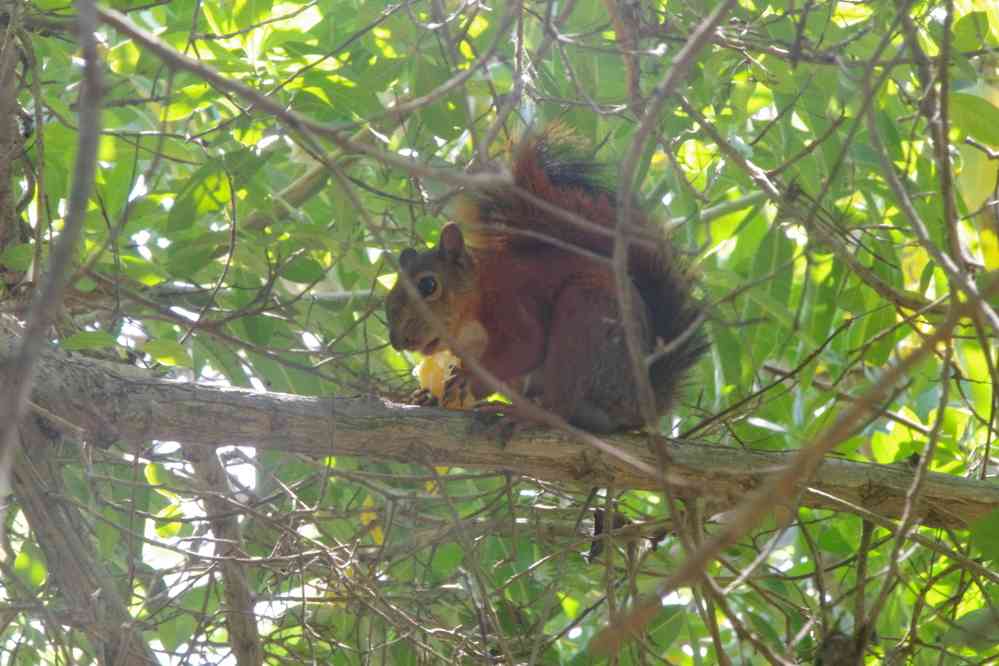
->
417;275;438;298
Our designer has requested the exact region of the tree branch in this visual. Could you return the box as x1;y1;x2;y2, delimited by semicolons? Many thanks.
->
0;0;101;495
2;323;996;531
15;423;159;665
185;445;264;666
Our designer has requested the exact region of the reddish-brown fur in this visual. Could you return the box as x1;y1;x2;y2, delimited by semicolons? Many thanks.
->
385;130;706;432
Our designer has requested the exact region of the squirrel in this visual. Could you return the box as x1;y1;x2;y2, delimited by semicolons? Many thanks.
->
385;128;707;433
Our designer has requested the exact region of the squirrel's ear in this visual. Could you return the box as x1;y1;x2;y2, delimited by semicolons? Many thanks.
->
438;223;466;260
399;248;417;271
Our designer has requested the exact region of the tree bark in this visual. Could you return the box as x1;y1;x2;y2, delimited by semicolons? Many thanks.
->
184;444;264;666
15;423;160;665
0;3;27;291
3;323;998;529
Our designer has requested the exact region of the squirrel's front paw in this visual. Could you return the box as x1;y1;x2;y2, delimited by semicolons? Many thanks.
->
441;369;476;409
410;388;439;406
468;406;523;446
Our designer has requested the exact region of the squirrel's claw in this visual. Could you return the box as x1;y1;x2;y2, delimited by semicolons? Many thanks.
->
441;368;475;409
468;408;521;446
410;388;439;407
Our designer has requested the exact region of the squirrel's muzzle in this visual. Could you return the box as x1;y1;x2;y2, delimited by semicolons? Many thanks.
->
389;328;406;351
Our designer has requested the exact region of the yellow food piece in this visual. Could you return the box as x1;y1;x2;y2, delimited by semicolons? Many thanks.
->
414;350;476;408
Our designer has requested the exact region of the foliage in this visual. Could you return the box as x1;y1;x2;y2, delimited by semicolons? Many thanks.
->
1;0;998;664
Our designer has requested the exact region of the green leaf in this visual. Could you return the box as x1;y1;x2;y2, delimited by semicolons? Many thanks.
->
949;93;999;146
414;59;467;140
162;84;216;122
970;508;999;563
62;330;117;351
166;165;232;231
157;587;207;652
107;40;140;75
243;350;325;395
647;605;685;651
14;542;48;588
281;255;325;283
194;338;252;387
952;12;993;52
154;502;185;539
942;608;999;650
163;232;228;278
144;339;193;367
241;315;278;346
0;244;35;271
430;542;463;581
118;255;168;286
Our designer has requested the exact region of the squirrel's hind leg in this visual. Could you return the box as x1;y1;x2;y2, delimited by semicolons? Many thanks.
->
542;282;654;433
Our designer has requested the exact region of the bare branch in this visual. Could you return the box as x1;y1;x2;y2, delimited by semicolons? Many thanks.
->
2;324;997;532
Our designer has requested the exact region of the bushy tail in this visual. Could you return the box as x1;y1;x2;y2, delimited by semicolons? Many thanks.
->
459;128;708;405
632;248;709;410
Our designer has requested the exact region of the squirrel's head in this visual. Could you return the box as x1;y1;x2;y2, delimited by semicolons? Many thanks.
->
385;223;479;354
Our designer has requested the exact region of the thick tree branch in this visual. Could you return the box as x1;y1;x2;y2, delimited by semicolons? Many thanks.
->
0;3;21;260
15;424;159;665
0;0;101;494
185;445;264;666
2;324;997;531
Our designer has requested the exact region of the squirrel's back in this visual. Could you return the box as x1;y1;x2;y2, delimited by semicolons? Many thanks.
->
458;128;708;410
